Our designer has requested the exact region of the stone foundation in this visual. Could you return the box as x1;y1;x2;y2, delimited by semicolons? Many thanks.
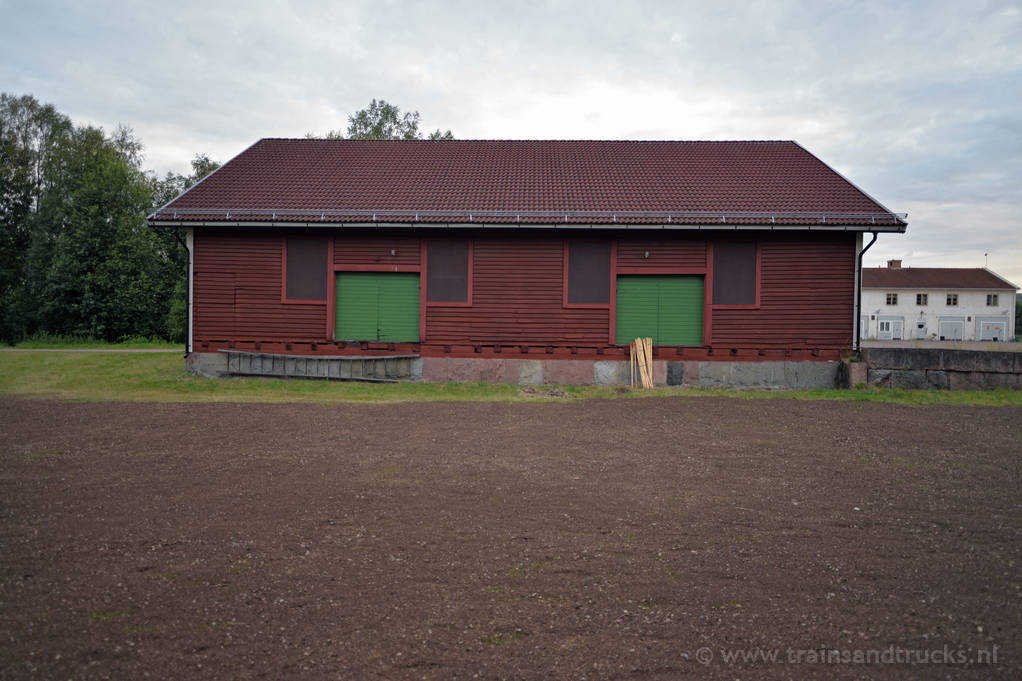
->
186;351;840;388
420;357;837;387
186;351;229;378
859;348;1022;390
179;348;1022;390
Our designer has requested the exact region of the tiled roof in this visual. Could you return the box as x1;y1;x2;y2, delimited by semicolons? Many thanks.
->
863;267;1018;290
150;139;904;227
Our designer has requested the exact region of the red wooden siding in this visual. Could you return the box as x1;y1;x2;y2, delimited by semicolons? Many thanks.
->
710;234;854;347
193;230;325;339
334;235;421;265
425;237;608;343
192;272;236;337
191;228;856;355
617;239;706;269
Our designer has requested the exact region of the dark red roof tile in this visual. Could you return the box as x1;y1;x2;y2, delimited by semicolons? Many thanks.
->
152;139;903;226
862;267;1018;289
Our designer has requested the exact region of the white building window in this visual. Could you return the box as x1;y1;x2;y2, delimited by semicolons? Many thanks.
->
885;293;898;305
916;293;928;305
946;293;959;306
986;294;998;306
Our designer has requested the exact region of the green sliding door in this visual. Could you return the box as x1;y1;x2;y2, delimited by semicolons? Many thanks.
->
615;275;703;345
335;272;420;342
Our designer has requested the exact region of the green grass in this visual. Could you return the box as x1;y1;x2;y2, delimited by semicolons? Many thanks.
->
25;448;64;460
12;332;182;349
0;351;1019;406
88;610;125;622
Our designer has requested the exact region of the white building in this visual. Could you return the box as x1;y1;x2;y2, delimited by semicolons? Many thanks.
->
861;261;1018;341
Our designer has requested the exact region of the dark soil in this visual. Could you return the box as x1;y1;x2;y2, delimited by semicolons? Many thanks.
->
1;396;1020;680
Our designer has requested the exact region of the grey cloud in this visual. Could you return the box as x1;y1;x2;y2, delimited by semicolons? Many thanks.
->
2;0;1020;283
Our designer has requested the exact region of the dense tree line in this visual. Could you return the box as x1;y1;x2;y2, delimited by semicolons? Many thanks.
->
0;93;218;343
1;95;448;344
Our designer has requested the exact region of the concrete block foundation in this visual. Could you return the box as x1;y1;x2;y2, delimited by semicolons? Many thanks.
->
593;360;632;386
518;359;544;385
543;359;598;385
859;347;1021;390
421;357;519;383
424;357;838;387
186;351;229;378
185;352;843;388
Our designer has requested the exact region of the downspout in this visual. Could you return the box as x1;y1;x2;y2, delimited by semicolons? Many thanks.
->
855;232;878;352
172;229;191;357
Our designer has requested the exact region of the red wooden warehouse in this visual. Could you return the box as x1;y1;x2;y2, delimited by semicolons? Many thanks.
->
148;139;906;387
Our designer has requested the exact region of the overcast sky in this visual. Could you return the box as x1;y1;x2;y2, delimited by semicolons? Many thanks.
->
3;0;1020;284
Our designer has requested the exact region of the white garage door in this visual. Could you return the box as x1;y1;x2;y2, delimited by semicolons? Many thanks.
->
978;317;1008;341
939;319;964;341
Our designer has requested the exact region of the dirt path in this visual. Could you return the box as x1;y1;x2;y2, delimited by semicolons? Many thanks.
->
1;397;1019;680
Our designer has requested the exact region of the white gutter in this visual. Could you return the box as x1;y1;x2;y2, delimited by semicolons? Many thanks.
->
148;220;907;233
186;228;194;354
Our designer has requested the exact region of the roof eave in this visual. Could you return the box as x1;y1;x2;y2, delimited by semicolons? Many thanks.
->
147;218;907;232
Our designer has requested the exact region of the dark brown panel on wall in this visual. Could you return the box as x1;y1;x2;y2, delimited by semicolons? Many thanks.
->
567;242;611;304
285;239;327;300
427;241;469;303
713;241;757;305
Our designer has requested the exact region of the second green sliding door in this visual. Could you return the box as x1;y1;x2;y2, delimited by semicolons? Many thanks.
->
615;275;703;345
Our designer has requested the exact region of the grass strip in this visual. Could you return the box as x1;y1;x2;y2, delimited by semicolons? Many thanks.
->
0;351;1019;406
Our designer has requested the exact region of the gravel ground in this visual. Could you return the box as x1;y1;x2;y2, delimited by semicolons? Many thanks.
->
1;396;1020;680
